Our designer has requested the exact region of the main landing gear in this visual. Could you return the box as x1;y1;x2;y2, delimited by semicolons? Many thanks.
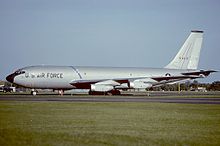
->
88;90;121;95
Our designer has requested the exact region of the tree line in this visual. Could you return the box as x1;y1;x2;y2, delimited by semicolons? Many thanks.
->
148;80;220;91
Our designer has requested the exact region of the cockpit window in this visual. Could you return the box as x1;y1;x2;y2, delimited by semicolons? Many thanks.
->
14;69;25;75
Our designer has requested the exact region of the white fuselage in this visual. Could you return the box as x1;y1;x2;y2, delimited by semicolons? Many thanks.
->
11;65;192;89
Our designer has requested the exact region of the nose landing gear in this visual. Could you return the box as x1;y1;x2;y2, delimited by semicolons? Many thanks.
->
58;90;64;96
31;89;38;96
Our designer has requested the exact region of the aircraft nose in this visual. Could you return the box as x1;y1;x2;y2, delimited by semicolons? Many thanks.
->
6;73;15;83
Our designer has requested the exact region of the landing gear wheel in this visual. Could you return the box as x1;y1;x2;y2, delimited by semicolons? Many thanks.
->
88;90;93;95
112;90;121;95
89;90;121;95
31;91;37;96
89;91;105;95
107;90;121;95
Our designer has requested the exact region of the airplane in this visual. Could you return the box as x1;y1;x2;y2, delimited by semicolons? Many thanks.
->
6;30;216;95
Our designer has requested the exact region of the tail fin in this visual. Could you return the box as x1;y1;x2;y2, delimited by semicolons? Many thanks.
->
165;30;203;70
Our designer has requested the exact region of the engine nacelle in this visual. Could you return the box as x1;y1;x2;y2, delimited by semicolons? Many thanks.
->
91;84;114;92
129;80;153;89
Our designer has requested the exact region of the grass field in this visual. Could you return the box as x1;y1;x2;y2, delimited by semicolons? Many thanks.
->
0;101;220;146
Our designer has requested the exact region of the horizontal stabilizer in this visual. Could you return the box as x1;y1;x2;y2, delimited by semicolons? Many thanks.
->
181;70;217;77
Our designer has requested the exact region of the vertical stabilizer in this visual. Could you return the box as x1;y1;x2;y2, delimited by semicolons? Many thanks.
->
165;30;203;70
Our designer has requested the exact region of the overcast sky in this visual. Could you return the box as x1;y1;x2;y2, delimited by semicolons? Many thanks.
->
0;0;219;82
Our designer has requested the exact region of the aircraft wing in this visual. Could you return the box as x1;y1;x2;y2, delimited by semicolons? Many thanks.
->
70;70;217;91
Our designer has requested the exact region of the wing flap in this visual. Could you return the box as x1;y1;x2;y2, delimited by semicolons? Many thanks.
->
152;75;197;82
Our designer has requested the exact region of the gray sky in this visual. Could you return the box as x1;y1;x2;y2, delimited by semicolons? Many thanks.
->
0;0;219;82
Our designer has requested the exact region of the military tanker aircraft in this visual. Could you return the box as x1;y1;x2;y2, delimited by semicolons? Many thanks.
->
6;30;216;95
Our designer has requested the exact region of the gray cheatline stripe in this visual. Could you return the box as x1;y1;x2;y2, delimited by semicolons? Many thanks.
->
70;66;83;79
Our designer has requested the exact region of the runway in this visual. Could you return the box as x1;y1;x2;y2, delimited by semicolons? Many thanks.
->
0;94;220;104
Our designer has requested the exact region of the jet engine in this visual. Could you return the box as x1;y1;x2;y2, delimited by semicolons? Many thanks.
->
129;81;152;89
128;78;155;89
91;84;114;92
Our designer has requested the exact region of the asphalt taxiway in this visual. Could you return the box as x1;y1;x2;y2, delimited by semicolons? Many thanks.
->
0;92;220;104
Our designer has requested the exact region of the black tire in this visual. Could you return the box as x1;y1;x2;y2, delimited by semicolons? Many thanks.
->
109;90;121;95
89;91;105;95
89;90;121;95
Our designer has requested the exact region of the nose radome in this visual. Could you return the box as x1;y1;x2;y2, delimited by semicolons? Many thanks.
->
6;73;15;83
